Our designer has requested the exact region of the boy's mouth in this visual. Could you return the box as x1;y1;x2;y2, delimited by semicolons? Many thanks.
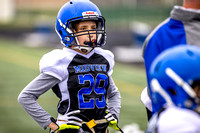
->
84;39;97;47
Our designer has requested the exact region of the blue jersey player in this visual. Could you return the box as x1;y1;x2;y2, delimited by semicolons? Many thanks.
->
18;0;121;133
141;0;200;119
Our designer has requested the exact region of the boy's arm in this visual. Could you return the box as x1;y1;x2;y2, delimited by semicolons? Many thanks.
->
107;76;121;120
18;73;60;130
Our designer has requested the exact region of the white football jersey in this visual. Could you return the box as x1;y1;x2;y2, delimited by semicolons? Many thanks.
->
147;106;200;133
39;47;120;132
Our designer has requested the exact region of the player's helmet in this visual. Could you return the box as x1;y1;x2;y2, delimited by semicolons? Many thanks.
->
149;45;200;113
55;0;106;52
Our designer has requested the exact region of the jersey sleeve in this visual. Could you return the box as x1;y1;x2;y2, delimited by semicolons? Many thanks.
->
106;50;114;76
96;48;115;76
18;73;60;130
107;76;121;120
39;50;68;81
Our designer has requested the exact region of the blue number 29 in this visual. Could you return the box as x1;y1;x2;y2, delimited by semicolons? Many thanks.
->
78;73;108;109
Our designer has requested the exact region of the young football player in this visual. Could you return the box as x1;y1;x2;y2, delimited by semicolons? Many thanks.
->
146;45;200;133
141;0;200;120
18;0;122;133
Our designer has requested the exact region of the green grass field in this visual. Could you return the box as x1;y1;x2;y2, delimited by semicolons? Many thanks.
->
0;38;147;133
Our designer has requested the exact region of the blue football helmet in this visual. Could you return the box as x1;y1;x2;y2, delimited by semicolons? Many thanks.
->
149;45;200;113
55;0;106;52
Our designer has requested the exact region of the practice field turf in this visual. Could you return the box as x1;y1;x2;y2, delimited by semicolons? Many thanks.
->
0;38;147;133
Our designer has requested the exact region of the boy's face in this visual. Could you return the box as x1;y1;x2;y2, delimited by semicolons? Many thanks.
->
194;85;200;105
73;20;97;54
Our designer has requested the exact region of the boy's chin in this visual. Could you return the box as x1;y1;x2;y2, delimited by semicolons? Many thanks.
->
81;49;89;53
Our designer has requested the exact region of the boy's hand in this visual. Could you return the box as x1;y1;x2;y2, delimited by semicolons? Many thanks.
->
104;110;121;131
50;110;83;132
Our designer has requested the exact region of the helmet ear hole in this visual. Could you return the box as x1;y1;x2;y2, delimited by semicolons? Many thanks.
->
168;88;177;96
59;30;63;36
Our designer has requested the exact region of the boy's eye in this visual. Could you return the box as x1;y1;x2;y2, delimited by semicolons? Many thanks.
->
77;26;97;32
80;27;86;31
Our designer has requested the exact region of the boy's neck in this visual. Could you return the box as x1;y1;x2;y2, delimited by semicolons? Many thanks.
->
183;0;200;9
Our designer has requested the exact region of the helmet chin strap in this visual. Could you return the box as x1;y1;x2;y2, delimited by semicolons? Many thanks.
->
72;46;93;53
72;37;94;53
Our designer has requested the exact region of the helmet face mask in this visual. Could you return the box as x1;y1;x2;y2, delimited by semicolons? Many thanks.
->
55;0;106;53
149;45;200;113
67;18;106;46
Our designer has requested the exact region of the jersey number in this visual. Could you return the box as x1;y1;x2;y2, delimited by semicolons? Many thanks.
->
78;74;108;109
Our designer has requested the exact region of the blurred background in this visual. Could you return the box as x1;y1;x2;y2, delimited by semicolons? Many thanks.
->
0;0;182;133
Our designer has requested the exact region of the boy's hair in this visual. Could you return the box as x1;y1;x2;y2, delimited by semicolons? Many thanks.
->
72;20;98;32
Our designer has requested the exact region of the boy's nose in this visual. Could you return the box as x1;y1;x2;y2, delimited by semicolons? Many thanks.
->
88;31;96;39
